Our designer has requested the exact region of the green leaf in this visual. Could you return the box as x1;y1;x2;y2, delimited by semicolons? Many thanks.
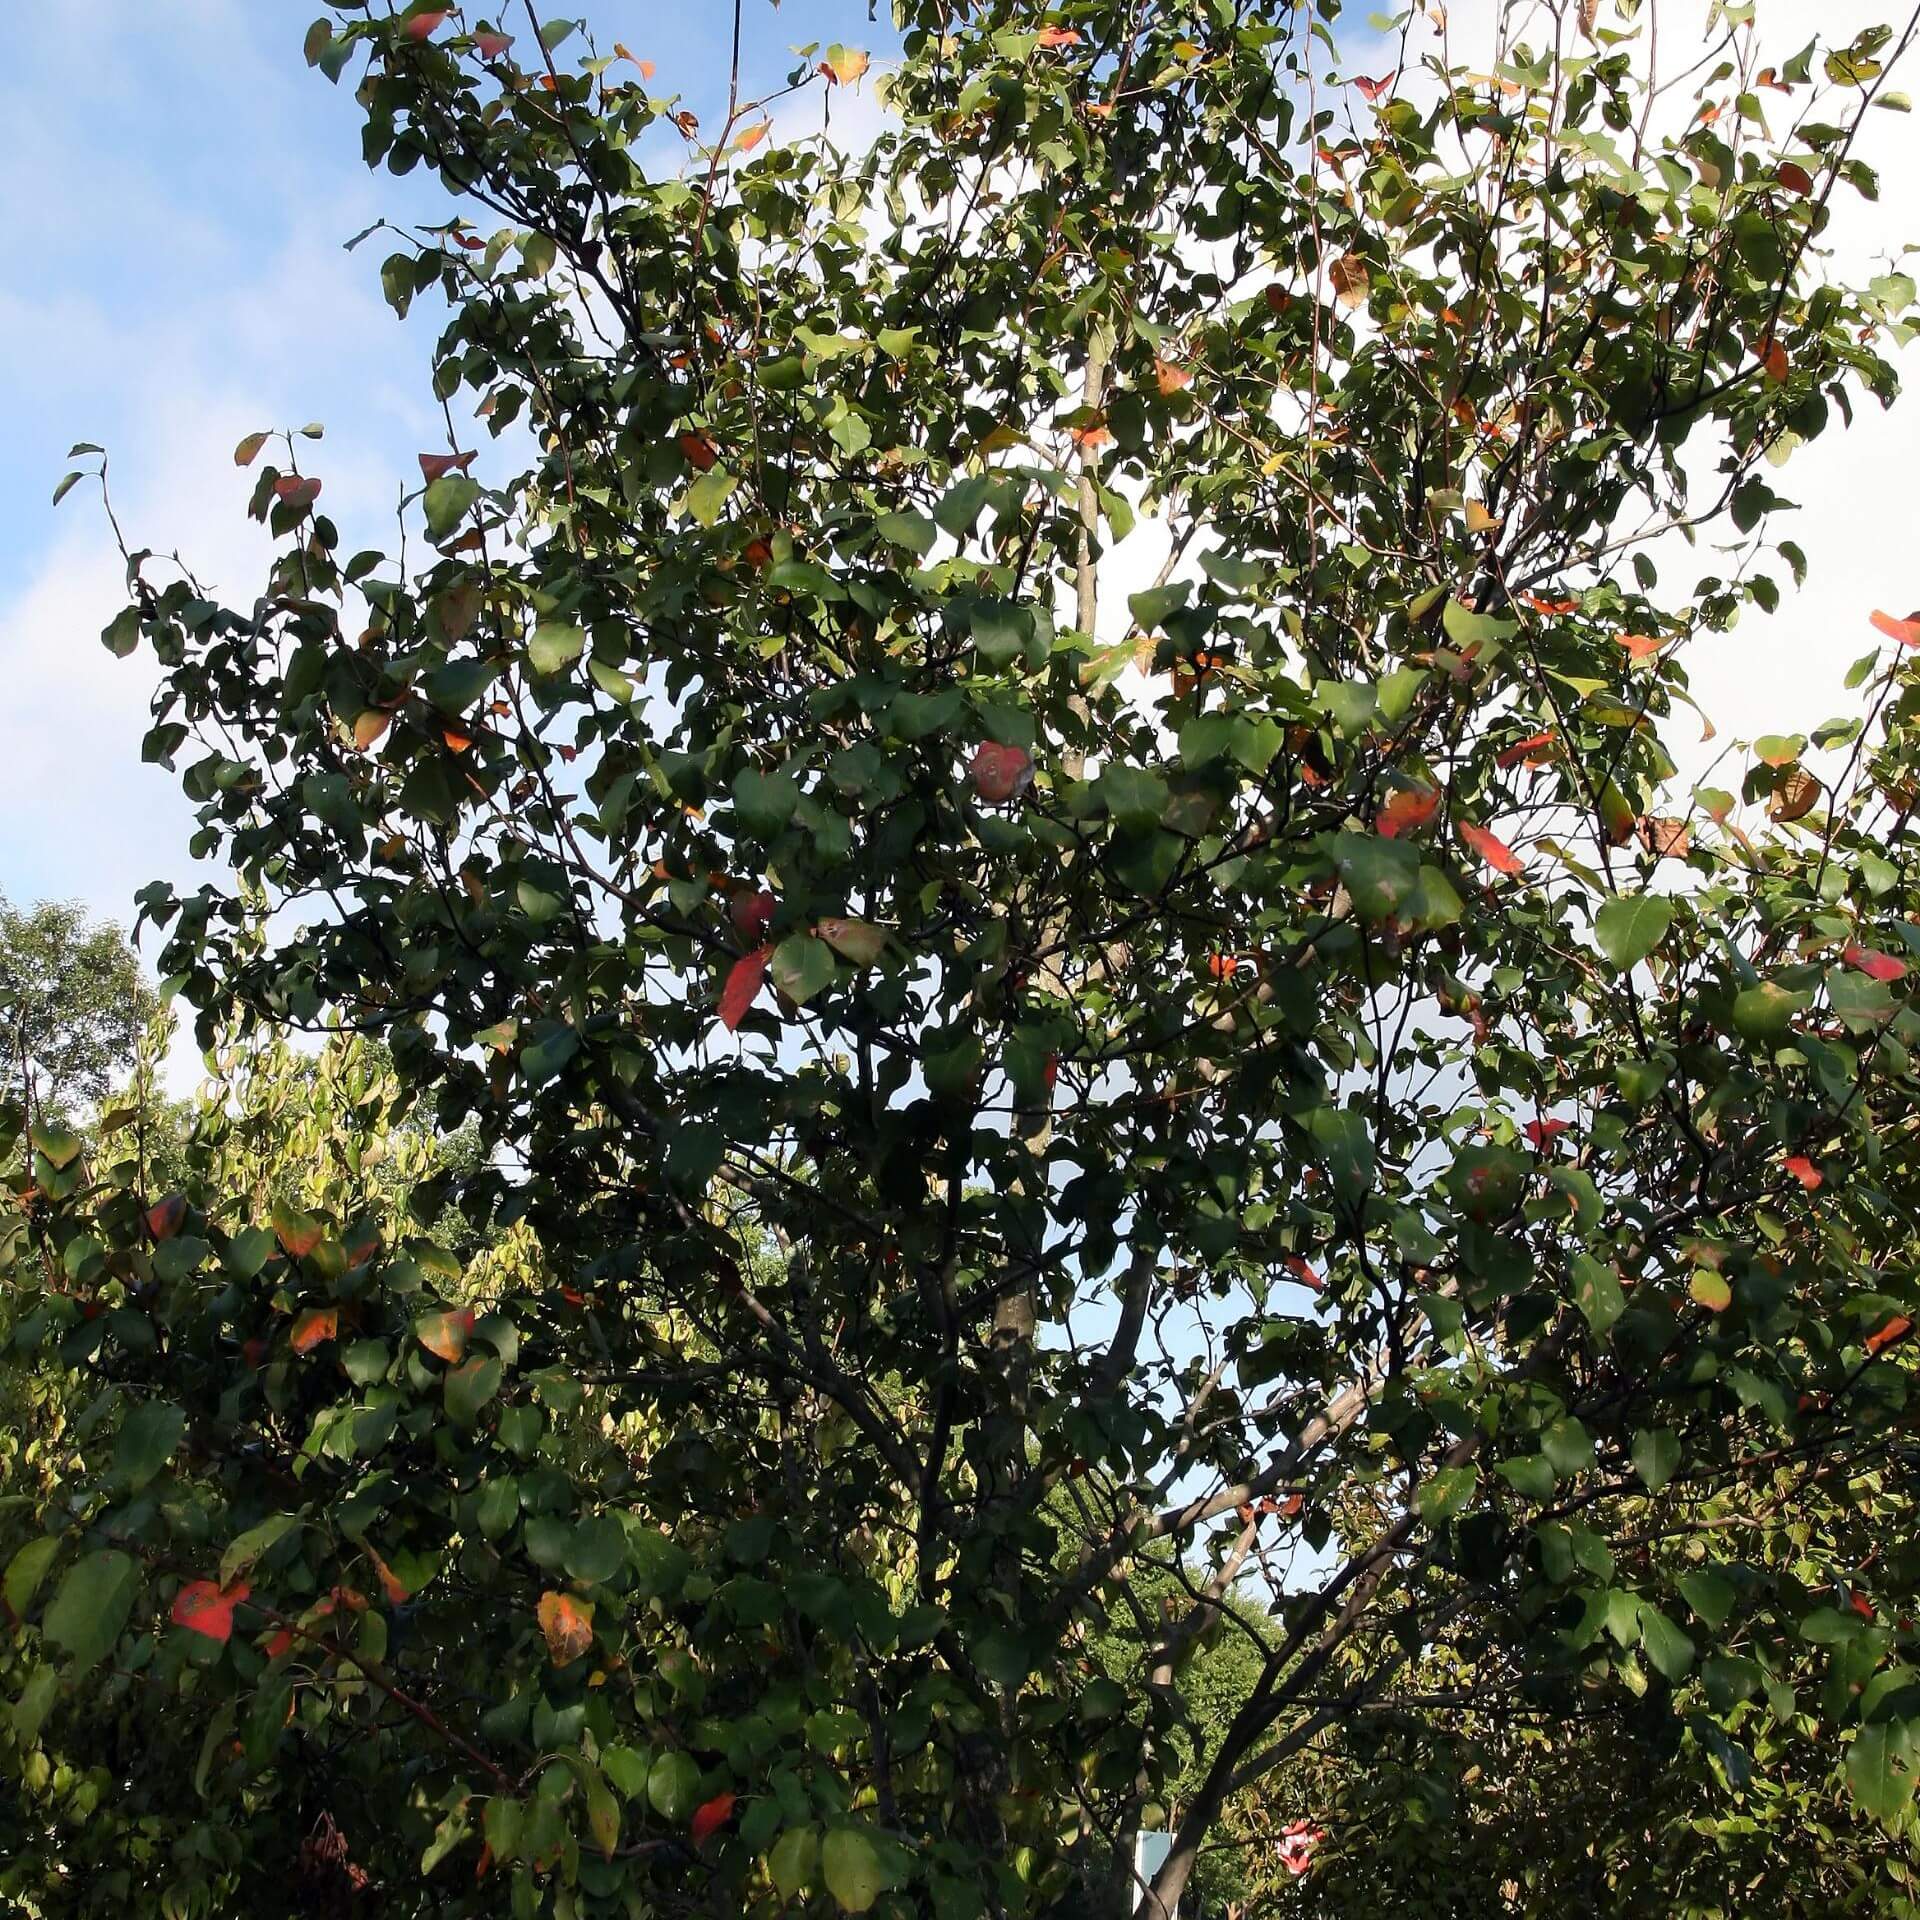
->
1731;981;1809;1046
11;1663;57;1747
1595;895;1675;971
42;1550;138;1673
822;1828;887;1913
565;1515;627;1585
1330;833;1421;923
114;1400;185;1491
1417;1464;1477;1526
1097;765;1168;833
1571;1253;1625;1336
4;1537;60;1620
220;1515;300;1590
422;473;481;541
583;1762;620;1859
733;767;799;838
771;934;836;1007
876;510;936;558
1541;1417;1595;1479
647;1750;700;1824
528;622;587;676
1677;1568;1737;1630
1848;1723;1916;1825
1632;1429;1681;1492
771;1826;820;1899
444;1352;502;1425
1638;1603;1695;1681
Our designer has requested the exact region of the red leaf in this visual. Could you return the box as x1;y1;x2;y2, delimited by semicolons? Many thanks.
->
1782;1154;1822;1192
1871;609;1920;649
475;31;514;58
1036;27;1082;47
1777;161;1813;196
690;1792;737;1845
1497;728;1556;769
146;1193;188;1241
969;742;1033;804
419;450;477;482
1524;594;1577;615
677;431;719;472
172;1579;251;1645
1523;1118;1571;1150
290;1307;339;1354
1376;785;1439;839
730;890;776;944
1867;1314;1913;1357
404;11;451;42
1458;820;1524;875
719;948;771;1030
1284;1255;1323;1293
274;475;322;513
1850;1590;1877;1620
1352;71;1397;102
1844;943;1908;983
1616;631;1665;659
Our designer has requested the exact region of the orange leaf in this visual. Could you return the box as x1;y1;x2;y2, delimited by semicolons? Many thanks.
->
419;450;477;482
1768;767;1822;823
353;711;391;752
1783;1154;1822;1191
537;1590;594;1666
969;742;1034;804
734;119;772;153
677;431;718;472
1327;253;1370;310
719;948;771;1030
172;1579;251;1644
443;727;473;754
416;1306;476;1363
1071;421;1111;452
1284;1255;1323;1293
1759;337;1789;383
1458;820;1523;875
290;1308;338;1354
1376;785;1440;839
1525;594;1577;615
1616;632;1665;659
1777;160;1813;196
1871;609;1920;649
1154;359;1192;396
366;1545;410;1608
1497;728;1556;769
1844;943;1907;983
690;1792;737;1845
1036;27;1082;48
1866;1314;1913;1357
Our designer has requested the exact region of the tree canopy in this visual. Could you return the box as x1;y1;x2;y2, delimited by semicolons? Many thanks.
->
9;1;1920;1915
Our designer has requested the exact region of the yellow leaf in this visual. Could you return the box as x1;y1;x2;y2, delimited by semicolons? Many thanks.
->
735;119;771;153
353;711;391;751
1465;500;1502;535
820;45;870;85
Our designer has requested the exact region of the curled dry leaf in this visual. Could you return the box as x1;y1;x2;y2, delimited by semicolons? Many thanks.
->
719;947;772;1030
969;741;1034;804
1327;253;1370;309
171;1579;251;1644
1458;820;1524;875
1376;785;1440;839
1638;816;1691;860
537;1590;594;1666
1768;766;1822;823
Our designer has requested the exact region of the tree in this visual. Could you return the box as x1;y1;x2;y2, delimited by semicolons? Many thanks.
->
9;1;1920;1914
0;897;157;1125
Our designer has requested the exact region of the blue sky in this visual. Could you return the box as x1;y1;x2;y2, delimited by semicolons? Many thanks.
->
4;1;1919;946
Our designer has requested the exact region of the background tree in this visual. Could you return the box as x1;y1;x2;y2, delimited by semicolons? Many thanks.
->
0;897;157;1126
7;2;1920;1917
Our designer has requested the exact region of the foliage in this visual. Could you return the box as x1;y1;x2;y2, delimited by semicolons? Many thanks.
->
10;1;1920;1916
0;897;158;1125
